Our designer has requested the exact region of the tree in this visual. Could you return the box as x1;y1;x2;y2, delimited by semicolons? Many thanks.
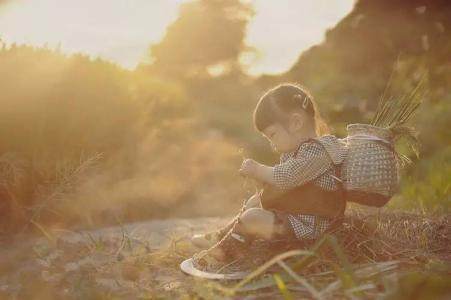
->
142;0;254;79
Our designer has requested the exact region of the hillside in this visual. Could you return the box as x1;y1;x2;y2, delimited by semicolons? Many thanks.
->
259;0;451;212
283;0;450;114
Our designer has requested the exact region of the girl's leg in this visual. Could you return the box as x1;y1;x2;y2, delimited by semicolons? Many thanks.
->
205;207;282;261
235;207;283;240
191;193;262;249
212;193;262;238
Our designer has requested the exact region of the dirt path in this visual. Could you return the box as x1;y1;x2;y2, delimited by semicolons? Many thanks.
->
0;216;233;299
55;216;230;250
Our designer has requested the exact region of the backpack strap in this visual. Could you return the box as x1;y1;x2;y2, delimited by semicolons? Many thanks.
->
307;137;344;184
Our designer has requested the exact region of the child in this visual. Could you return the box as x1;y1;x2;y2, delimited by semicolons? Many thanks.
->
192;83;347;270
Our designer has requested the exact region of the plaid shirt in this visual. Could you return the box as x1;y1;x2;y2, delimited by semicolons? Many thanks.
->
272;135;346;239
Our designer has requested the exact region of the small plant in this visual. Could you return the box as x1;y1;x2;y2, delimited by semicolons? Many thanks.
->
372;70;427;165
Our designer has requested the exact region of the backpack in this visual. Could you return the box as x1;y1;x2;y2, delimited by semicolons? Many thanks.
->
316;76;423;207
315;124;401;207
340;123;400;207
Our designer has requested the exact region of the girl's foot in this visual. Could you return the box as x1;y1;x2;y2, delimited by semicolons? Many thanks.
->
192;229;250;273
191;193;261;249
191;216;241;249
191;192;262;249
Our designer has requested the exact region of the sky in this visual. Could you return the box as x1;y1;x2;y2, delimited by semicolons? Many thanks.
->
0;0;354;76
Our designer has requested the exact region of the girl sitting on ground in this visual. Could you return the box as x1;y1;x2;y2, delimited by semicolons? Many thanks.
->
192;83;347;269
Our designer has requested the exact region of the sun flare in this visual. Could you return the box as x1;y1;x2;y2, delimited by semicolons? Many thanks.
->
0;0;353;75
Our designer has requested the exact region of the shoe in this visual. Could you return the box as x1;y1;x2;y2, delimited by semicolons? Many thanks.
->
192;226;251;273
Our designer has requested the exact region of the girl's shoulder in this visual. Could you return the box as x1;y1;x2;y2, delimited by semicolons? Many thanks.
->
316;134;340;144
290;135;347;162
311;134;347;164
297;135;340;152
293;138;329;159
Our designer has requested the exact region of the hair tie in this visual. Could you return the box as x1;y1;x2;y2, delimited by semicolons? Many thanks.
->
293;94;309;110
302;96;309;109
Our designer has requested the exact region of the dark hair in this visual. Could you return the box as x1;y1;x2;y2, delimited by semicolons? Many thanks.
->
253;83;329;135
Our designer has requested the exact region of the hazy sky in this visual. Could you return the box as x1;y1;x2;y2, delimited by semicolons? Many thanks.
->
0;0;354;75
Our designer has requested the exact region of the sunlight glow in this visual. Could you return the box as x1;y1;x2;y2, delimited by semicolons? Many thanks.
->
0;0;354;75
245;0;355;75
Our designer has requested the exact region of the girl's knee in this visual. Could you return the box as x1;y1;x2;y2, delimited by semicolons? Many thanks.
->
239;208;275;239
241;208;270;220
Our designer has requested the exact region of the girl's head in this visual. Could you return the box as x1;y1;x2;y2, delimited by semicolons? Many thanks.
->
253;83;329;153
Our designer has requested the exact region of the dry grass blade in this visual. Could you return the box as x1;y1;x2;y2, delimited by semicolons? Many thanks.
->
372;96;393;126
373;72;426;129
277;260;322;299
224;249;315;294
30;152;104;222
374;54;399;125
388;93;412;127
30;219;56;246
319;279;342;298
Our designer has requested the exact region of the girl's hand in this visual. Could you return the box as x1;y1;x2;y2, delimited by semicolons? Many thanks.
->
239;158;260;178
240;159;276;185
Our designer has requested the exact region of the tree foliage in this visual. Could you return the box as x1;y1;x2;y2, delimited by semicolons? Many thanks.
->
144;0;254;79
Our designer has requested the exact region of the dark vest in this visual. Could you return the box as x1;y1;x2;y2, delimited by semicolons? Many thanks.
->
260;181;346;219
260;137;346;219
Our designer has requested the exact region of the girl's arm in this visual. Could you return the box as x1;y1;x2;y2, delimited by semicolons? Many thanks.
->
272;142;331;190
240;142;332;190
239;159;275;184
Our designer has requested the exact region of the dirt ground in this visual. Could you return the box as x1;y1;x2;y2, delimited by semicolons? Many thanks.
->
1;212;450;299
0;216;233;299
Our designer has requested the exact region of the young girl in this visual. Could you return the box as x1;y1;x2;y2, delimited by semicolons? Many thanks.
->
192;83;347;269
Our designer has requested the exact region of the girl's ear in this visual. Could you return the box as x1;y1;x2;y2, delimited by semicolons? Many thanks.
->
288;112;304;132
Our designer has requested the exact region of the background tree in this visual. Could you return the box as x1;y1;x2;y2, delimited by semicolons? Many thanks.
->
142;0;254;79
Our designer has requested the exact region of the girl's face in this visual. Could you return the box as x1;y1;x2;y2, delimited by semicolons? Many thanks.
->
261;122;300;154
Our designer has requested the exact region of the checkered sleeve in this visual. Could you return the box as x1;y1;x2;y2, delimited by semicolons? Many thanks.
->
273;142;332;190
